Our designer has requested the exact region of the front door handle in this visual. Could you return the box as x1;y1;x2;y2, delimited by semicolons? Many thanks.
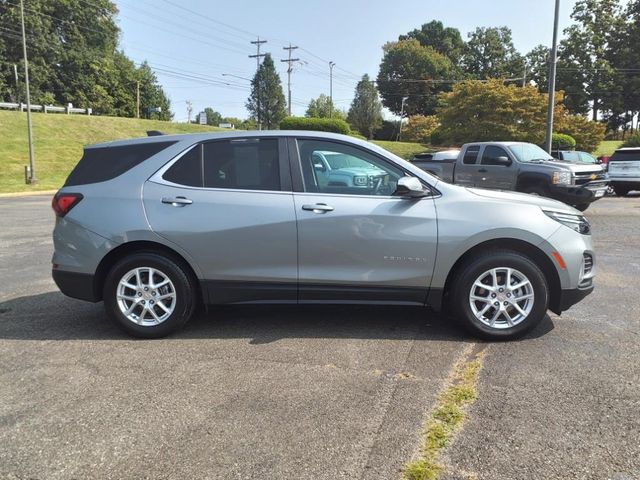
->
162;196;193;207
302;203;334;213
478;168;488;173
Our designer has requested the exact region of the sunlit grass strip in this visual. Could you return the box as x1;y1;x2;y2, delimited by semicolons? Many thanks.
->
403;348;485;480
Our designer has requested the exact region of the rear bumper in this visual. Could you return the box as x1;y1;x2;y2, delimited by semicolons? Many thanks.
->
548;183;607;205
52;269;99;302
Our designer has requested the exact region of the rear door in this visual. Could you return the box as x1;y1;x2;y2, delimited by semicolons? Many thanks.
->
143;137;298;303
290;137;438;304
476;145;518;190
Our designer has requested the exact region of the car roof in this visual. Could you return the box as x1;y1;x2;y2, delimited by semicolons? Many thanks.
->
87;130;367;149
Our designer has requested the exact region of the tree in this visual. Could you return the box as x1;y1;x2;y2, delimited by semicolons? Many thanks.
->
0;0;173;118
462;27;524;80
137;62;172;120
305;94;345;120
402;115;439;143
377;39;455;116
196;107;223;126
436;80;563;144
557;0;623;119
524;45;550;91
246;54;287;129
347;74;383;139
399;20;465;66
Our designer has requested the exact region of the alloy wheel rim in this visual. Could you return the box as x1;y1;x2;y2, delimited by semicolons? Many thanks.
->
469;267;534;329
116;267;176;326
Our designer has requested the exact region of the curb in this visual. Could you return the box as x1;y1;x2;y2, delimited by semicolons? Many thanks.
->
0;190;57;198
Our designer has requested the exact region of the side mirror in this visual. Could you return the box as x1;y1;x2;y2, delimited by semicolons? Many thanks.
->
495;156;512;166
313;162;326;172
394;176;427;198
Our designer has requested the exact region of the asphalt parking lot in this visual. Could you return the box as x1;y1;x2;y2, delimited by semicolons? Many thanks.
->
1;195;639;480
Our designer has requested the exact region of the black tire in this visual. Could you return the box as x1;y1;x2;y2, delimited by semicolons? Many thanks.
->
574;203;590;212
450;250;549;340
103;252;197;338
613;186;630;197
521;185;549;197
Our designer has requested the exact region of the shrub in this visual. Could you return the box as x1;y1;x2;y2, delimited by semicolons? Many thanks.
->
551;133;576;150
279;116;350;135
430;128;445;146
373;120;400;141
557;115;605;153
622;133;640;148
402;115;439;143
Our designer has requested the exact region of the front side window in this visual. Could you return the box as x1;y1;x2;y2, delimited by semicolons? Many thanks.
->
481;146;510;166
297;139;403;196
162;138;281;191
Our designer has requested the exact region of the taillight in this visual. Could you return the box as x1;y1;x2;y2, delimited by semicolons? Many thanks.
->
52;192;83;217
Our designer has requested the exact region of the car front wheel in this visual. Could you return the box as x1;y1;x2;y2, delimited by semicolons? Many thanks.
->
103;252;197;338
450;250;549;340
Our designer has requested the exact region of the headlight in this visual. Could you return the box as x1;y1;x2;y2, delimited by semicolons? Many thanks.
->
552;171;572;185
543;210;591;235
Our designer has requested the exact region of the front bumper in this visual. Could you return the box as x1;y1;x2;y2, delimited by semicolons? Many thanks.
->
548;182;608;205
555;284;594;313
52;269;99;302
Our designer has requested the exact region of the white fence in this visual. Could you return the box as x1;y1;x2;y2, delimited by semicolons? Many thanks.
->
0;101;92;115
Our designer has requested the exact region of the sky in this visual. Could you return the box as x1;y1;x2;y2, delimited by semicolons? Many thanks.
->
114;0;579;123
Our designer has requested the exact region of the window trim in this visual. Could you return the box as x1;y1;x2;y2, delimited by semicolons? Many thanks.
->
149;136;292;193
288;136;439;198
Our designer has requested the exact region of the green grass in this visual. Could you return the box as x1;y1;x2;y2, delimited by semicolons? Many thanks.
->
371;140;432;159
594;140;623;157
403;351;485;480
0;110;223;193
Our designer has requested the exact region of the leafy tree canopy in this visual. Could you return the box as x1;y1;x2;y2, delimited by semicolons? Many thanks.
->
347;74;383;139
246;54;287;129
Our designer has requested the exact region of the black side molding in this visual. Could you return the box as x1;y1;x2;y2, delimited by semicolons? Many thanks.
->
147;130;165;137
52;269;100;302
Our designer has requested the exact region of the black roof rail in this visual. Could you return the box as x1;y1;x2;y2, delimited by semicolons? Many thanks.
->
147;130;164;137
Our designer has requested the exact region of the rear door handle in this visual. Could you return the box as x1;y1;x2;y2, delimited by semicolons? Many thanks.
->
162;196;193;207
302;203;334;213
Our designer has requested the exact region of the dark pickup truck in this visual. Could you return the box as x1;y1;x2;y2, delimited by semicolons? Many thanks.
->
414;141;609;211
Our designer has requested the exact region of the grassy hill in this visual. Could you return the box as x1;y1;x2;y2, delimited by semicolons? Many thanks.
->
0;110;225;193
0;111;431;194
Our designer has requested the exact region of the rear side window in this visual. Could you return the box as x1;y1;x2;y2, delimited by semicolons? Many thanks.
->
463;146;480;164
162;138;281;191
64;141;176;186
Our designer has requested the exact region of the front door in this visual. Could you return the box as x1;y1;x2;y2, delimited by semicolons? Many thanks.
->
291;138;438;304
143;137;298;303
476;145;518;190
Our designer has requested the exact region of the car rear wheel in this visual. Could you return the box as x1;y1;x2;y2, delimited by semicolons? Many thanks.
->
450;250;549;340
103;252;197;338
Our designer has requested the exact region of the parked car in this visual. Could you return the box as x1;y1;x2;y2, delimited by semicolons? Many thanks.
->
551;150;600;165
415;141;608;211
311;150;391;193
607;147;640;196
52;131;595;340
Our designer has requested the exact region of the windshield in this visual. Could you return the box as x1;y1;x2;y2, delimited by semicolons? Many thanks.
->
508;143;554;162
578;152;598;164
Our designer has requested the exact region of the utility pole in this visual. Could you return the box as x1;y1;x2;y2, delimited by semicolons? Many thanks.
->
544;0;561;153
397;96;408;142
19;0;36;184
136;81;140;118
186;100;193;123
329;61;335;118
281;44;299;117
249;37;267;130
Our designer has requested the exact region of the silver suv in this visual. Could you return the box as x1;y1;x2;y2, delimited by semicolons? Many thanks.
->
51;131;595;339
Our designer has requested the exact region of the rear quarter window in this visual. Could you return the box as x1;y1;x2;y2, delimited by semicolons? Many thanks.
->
64;141;176;186
463;146;480;164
